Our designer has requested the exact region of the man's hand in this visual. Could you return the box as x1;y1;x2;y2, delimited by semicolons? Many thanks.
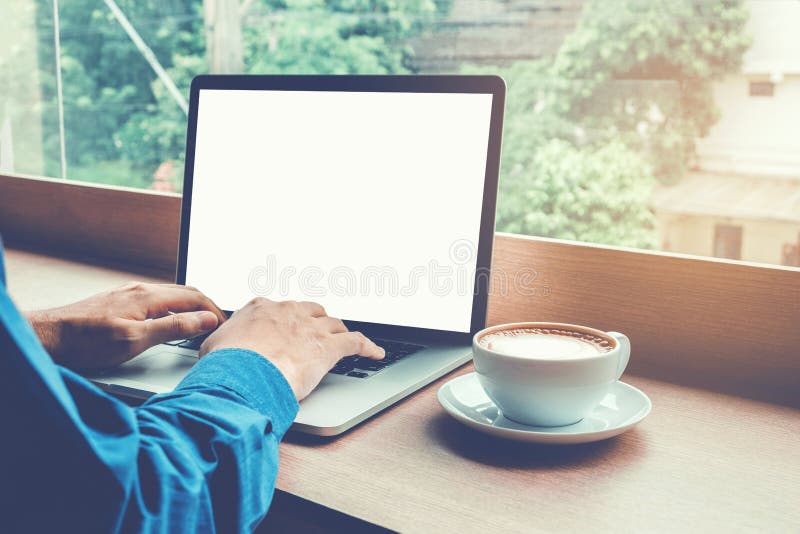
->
200;297;384;401
26;282;227;370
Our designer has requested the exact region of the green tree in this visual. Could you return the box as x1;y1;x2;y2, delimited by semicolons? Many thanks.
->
500;139;657;248
472;0;749;247
32;0;445;190
245;0;440;74
554;0;751;185
33;0;202;185
118;0;444;186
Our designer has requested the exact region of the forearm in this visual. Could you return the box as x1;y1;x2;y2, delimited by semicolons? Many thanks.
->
23;308;63;356
23;306;98;368
123;349;299;532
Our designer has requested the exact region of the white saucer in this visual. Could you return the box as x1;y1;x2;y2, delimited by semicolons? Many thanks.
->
437;372;651;444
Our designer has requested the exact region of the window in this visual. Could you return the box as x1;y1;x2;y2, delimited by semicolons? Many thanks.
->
748;80;775;97
2;0;800;271
713;224;743;260
782;233;800;266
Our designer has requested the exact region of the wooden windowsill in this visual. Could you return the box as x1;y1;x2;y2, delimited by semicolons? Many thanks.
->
5;248;799;532
2;172;798;405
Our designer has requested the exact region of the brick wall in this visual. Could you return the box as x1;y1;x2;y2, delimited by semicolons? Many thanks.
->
410;0;585;72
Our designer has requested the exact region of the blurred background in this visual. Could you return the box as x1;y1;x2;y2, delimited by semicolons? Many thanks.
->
1;0;798;267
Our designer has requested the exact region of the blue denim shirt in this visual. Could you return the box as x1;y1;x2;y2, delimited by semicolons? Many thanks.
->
0;241;299;532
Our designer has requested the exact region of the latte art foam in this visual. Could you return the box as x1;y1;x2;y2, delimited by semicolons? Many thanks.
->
479;327;612;359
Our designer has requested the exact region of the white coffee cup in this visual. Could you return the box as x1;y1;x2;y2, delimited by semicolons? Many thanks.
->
472;322;630;427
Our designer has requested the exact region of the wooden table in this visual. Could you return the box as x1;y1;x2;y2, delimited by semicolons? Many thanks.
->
6;249;800;533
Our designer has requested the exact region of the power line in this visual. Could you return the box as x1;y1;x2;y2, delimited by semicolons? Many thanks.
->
103;0;189;115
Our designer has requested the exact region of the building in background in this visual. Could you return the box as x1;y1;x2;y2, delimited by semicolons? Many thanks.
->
411;0;584;71
652;0;800;266
414;0;800;266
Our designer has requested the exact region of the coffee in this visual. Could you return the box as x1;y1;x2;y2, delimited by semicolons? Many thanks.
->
479;327;612;359
473;322;630;426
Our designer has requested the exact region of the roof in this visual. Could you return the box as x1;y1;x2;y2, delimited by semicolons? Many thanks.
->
409;0;585;72
651;171;800;223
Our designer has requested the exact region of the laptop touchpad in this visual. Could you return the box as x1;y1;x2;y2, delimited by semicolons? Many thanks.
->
111;351;198;389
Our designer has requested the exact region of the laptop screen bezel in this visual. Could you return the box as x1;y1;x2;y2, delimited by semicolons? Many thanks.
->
177;74;505;344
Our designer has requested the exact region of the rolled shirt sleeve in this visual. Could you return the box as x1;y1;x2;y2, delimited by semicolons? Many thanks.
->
120;349;300;532
0;276;299;533
173;348;298;440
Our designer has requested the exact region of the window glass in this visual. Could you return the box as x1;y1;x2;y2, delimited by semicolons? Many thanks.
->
748;81;775;97
714;224;743;260
1;0;798;268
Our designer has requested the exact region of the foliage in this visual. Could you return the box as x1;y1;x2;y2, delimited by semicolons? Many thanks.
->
553;0;751;185
31;0;442;189
245;0;439;74
468;0;749;247
33;0;201;182
500;139;657;248
18;0;749;247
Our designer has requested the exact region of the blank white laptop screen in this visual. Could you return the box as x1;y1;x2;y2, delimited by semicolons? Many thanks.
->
186;89;493;333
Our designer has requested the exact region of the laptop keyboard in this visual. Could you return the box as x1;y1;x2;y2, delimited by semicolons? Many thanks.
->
330;339;426;378
168;335;425;379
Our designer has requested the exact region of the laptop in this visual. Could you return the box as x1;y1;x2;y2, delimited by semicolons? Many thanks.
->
90;75;505;435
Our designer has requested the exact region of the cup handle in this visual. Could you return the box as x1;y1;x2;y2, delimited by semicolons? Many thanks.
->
607;332;630;380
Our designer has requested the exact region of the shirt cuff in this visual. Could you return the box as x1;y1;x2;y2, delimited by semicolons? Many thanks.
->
176;348;299;438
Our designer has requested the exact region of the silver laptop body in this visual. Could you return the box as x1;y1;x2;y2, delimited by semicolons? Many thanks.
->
91;75;505;436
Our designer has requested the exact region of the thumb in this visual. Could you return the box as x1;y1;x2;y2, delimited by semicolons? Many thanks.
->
144;311;219;346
